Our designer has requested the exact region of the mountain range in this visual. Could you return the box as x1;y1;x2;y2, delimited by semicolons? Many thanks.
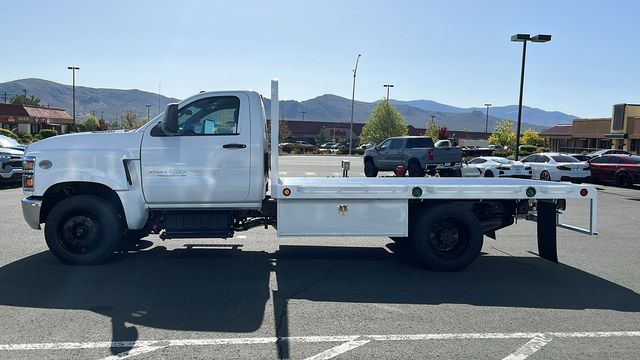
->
0;78;577;131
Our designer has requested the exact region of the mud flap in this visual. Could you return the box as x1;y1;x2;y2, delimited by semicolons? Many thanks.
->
536;200;558;263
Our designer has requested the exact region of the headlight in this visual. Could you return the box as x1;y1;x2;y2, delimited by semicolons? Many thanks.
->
0;152;11;161
22;156;35;191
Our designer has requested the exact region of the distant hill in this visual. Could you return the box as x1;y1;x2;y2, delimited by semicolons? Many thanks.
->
266;95;549;132
0;78;178;120
394;99;576;128
0;78;574;131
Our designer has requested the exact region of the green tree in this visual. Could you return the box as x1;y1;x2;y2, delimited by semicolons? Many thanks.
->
488;119;516;148
315;128;326;145
360;101;408;145
80;114;99;131
123;110;141;130
10;94;41;106
520;128;544;147
424;122;439;141
266;119;292;143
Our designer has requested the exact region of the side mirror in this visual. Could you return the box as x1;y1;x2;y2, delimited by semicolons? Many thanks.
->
160;103;179;135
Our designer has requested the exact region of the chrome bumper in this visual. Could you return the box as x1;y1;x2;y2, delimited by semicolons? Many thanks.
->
21;197;42;230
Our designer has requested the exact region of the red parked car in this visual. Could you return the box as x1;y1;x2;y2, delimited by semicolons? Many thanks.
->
588;155;640;187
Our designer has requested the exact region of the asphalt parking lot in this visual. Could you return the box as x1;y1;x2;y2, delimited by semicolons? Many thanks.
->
0;155;639;359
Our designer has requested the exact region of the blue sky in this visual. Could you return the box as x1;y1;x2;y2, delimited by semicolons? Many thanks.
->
2;0;638;118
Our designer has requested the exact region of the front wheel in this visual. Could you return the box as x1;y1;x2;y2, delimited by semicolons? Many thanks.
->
364;159;378;177
616;172;632;187
540;171;552;181
44;195;123;265
410;204;483;271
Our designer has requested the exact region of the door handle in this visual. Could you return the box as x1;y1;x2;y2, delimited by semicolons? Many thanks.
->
223;143;247;149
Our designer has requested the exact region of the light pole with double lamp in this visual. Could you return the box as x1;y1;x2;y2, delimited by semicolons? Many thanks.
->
67;66;80;123
383;84;394;102
510;33;551;160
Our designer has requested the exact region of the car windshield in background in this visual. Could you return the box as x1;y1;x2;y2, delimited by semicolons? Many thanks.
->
490;158;511;164
587;149;607;157
406;138;434;148
552;156;580;163
0;135;20;148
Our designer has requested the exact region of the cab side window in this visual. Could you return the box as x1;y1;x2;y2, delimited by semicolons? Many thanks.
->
177;96;240;136
390;139;404;150
378;140;391;151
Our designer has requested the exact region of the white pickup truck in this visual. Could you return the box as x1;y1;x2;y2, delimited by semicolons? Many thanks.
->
20;80;598;271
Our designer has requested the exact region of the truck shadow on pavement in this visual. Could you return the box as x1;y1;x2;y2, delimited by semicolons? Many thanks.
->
0;243;639;358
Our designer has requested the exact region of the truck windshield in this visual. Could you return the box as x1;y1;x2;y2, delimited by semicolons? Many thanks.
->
406;138;434;148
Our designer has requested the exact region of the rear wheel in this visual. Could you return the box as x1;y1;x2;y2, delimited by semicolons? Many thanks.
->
540;171;552;181
410;204;483;271
44;195;122;265
408;160;425;177
484;170;494;177
616;172;632;187
364;158;378;177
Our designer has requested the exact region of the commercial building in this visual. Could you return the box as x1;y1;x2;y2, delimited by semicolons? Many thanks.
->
540;104;640;155
0;104;73;135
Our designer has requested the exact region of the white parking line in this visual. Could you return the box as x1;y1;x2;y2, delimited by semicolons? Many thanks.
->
303;339;371;360
100;345;168;360
0;331;637;359
502;335;553;360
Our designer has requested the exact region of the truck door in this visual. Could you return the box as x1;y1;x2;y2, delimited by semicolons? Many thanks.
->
375;139;392;169
140;94;252;205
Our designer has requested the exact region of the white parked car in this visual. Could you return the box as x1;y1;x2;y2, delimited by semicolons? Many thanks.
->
462;156;532;178
521;153;591;182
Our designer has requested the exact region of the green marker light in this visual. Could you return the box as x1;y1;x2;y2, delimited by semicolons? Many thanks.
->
412;187;423;198
526;187;536;197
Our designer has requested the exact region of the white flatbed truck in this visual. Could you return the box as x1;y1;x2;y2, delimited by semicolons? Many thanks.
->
20;80;598;271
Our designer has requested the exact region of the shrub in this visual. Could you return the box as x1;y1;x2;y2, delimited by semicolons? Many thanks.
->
0;128;18;140
39;129;58;139
34;133;43;140
518;145;538;153
19;133;34;144
492;149;514;159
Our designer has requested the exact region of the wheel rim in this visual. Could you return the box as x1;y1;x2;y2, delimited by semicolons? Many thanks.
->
427;218;470;260
57;211;101;255
484;171;494;177
541;172;550;181
618;174;630;186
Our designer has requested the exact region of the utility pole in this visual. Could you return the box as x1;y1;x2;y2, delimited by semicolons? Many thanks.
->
67;66;80;123
349;54;361;155
146;104;152;121
484;103;492;134
300;111;306;122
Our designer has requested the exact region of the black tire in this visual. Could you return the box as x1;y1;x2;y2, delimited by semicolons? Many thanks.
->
44;195;123;265
484;170;494;178
540;171;551;181
616;172;632;187
410;204;483;271
364;158;378;177
408;160;425;177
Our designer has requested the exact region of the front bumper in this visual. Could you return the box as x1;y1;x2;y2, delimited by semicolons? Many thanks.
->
21;197;42;230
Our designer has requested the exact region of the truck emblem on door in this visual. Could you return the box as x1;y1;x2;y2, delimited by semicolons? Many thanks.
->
338;204;348;216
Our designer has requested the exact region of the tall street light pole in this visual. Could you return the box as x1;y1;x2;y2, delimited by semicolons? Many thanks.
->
67;66;80;124
146;104;152;121
511;33;551;160
484;103;492;134
383;84;394;102
301;111;306;122
349;54;361;155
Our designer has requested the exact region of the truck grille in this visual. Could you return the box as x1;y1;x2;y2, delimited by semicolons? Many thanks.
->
9;155;23;170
